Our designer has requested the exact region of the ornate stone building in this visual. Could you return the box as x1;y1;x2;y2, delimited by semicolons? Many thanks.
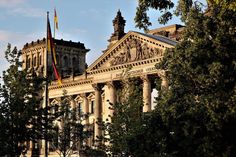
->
22;10;182;156
22;38;89;79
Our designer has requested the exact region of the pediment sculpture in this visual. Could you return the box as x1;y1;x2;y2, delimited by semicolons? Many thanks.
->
110;39;163;66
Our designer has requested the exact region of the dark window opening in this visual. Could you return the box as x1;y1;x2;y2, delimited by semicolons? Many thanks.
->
78;102;82;115
39;55;42;65
33;56;37;67
91;101;94;114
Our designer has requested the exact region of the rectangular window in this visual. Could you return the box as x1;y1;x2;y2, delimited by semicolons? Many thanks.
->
91;101;94;114
78;102;82;115
33;56;37;67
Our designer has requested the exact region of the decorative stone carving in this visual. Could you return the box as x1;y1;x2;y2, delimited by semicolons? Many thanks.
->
110;38;163;66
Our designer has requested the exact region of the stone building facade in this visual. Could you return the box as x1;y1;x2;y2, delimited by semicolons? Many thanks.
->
22;10;181;156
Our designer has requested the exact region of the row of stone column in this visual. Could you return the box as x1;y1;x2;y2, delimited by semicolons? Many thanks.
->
91;74;168;141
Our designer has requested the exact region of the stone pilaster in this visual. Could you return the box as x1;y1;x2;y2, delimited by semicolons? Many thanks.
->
92;84;102;141
142;75;152;112
81;93;89;124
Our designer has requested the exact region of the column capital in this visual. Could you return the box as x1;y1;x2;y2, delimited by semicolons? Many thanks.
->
106;81;115;89
79;93;88;99
92;83;102;91
157;70;167;79
140;74;150;82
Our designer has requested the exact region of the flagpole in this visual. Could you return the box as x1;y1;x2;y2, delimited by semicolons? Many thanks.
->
45;11;49;157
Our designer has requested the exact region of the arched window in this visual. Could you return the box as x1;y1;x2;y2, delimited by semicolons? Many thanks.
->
72;57;76;67
26;56;29;69
27;58;31;68
56;54;59;65
63;56;68;67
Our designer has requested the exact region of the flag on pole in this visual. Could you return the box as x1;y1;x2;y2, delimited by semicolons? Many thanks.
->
47;15;62;86
54;8;58;30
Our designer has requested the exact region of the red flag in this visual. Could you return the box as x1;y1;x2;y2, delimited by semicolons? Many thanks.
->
47;16;62;86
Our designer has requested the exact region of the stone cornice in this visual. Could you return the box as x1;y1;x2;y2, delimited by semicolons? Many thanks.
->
49;77;93;90
88;56;162;75
22;45;46;54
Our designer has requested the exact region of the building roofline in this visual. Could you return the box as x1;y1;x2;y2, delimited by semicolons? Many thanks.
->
148;24;185;34
22;38;88;50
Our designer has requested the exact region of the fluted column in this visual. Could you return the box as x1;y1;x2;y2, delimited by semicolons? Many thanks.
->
92;84;102;141
106;81;116;117
142;75;152;112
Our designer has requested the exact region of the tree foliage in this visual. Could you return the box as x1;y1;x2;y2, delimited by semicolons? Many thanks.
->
135;0;236;31
211;0;236;11
155;4;236;155
135;0;175;30
134;0;236;156
0;44;45;156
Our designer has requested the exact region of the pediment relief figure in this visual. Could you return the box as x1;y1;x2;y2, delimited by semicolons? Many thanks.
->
110;39;163;66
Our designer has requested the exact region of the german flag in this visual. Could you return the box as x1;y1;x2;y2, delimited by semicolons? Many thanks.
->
47;15;62;86
54;8;58;30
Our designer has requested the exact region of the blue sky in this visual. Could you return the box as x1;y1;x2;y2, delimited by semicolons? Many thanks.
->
0;0;182;74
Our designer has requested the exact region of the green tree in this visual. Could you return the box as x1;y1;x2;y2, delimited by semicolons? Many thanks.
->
135;0;175;30
49;92;91;157
210;0;236;11
0;44;45;156
135;0;236;31
135;0;236;156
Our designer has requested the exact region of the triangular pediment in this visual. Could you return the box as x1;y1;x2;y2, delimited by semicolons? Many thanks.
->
74;95;83;102
50;98;60;105
87;31;177;72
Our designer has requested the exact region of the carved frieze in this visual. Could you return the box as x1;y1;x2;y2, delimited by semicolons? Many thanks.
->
110;38;163;66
